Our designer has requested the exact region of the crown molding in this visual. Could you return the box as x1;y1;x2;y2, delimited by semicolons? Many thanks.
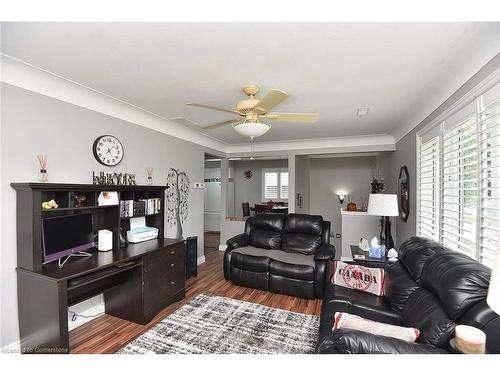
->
225;134;396;156
0;54;228;152
1;54;397;156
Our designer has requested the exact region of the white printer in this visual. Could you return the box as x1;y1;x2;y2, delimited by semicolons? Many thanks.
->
126;216;158;243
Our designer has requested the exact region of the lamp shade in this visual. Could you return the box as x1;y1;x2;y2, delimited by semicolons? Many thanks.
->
367;193;399;217
233;122;270;138
487;249;500;315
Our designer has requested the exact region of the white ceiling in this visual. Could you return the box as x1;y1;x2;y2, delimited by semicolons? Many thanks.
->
1;22;499;144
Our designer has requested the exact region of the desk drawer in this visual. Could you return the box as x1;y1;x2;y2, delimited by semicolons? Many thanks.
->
143;244;185;318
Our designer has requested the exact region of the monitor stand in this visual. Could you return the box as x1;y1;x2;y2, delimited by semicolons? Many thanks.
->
58;251;92;267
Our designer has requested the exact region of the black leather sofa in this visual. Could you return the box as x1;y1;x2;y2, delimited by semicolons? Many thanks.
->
316;236;500;354
224;213;336;299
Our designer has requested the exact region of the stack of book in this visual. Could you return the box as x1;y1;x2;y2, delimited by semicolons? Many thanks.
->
120;198;161;218
138;198;161;215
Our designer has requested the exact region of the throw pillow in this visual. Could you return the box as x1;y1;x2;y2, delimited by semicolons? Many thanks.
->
331;260;385;296
333;312;420;343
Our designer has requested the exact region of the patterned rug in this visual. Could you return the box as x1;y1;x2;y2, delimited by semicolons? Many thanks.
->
118;293;320;354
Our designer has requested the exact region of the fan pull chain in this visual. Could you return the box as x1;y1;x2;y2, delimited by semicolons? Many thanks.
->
250;136;255;160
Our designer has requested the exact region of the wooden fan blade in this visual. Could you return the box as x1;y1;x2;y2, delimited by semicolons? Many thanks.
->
266;112;319;123
187;102;240;115
203;119;241;130
254;89;289;112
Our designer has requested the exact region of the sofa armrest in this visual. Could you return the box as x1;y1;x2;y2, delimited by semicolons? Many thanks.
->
226;233;250;250
314;244;336;261
324;329;448;354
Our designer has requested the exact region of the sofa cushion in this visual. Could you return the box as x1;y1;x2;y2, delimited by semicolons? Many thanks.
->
282;233;322;255
383;262;420;312
232;246;315;266
249;213;286;232
323;284;402;325
421;252;491;321
401;288;455;348
249;229;282;250
269;260;315;281
281;214;323;255
398;236;453;283
284;213;323;236
231;251;270;273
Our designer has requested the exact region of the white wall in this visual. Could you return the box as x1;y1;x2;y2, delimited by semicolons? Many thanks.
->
309;156;376;250
0;83;216;348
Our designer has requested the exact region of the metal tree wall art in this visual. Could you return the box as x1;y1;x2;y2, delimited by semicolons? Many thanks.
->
166;168;190;239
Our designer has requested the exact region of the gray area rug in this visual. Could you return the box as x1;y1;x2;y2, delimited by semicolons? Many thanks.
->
118;293;320;354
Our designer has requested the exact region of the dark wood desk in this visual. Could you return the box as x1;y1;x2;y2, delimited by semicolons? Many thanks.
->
16;238;185;354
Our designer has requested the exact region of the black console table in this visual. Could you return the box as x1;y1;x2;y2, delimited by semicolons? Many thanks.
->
11;183;186;354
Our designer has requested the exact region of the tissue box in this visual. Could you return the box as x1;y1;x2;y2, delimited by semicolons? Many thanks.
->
369;244;386;259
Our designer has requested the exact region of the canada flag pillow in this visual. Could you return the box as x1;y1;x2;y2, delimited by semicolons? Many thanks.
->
331;260;385;296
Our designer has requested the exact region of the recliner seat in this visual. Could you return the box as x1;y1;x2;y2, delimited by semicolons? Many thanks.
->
316;236;500;354
224;213;336;299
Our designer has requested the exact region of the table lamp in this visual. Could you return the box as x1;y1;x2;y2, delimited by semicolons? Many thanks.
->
367;193;399;250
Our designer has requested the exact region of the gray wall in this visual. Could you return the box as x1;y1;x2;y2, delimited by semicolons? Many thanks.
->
309;156;376;250
295;156;310;214
0;83;214;347
231;159;288;216
385;53;500;247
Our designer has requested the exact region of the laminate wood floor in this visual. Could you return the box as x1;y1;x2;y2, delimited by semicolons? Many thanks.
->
69;250;323;354
204;231;220;254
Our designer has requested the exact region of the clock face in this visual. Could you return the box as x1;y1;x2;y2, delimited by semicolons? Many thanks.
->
92;135;124;166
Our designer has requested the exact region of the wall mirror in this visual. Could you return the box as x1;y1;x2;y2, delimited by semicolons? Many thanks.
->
398;166;409;222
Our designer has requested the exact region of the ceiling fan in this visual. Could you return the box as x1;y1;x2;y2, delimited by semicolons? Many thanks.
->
186;85;319;139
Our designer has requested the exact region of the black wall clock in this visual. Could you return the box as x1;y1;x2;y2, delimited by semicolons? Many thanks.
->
93;135;124;166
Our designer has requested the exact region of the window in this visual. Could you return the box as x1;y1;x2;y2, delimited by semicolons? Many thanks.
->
280;172;289;199
417;134;440;241
262;168;288;200
417;83;500;268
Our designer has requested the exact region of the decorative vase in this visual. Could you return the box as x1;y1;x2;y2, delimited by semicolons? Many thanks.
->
147;176;153;185
346;202;357;211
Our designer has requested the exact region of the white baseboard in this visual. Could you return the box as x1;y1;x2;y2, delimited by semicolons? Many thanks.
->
219;245;226;251
197;255;206;265
2;340;21;354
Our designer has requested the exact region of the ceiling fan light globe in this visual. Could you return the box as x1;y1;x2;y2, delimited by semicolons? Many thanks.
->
233;122;270;138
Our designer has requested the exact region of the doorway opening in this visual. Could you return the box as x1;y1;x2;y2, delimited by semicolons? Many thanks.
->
204;153;221;255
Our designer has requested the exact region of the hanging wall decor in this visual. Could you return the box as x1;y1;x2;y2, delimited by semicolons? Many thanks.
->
166;168;190;239
244;169;253;179
399;165;409;222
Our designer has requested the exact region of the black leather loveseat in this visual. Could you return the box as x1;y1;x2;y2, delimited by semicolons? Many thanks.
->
224;213;336;299
316;236;500;354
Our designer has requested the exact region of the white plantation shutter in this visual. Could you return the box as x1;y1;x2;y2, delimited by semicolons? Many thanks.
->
280;172;289;199
264;171;278;199
441;105;478;259
417;135;440;241
417;82;500;268
479;85;500;268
